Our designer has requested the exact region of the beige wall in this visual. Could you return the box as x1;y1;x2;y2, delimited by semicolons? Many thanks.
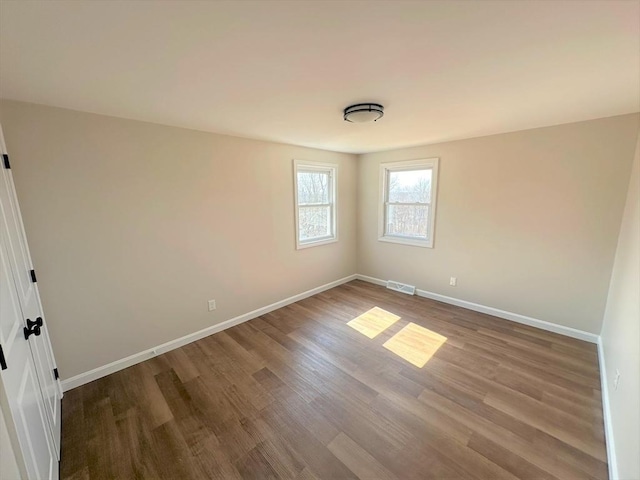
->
1;99;637;385
600;133;639;480
0;100;357;380
357;115;639;334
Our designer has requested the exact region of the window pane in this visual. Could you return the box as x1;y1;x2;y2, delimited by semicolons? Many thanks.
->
386;204;429;238
388;169;431;203
297;171;330;204
299;205;331;241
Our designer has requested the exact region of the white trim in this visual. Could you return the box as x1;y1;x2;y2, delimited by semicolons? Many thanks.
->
597;337;618;480
60;270;613;476
355;274;598;343
378;158;439;249
61;271;600;391
293;159;338;250
356;274;387;286
297;236;338;250
378;234;432;248
61;274;357;391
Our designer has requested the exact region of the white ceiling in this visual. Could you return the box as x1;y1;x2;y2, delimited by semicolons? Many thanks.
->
1;1;638;154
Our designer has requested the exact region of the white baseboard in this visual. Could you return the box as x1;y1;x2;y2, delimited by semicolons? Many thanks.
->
62;271;613;475
61;274;358;391
356;274;387;287
355;274;599;343
62;271;600;392
597;337;618;480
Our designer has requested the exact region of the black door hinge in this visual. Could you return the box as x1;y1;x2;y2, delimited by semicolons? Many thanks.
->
53;368;59;380
30;269;37;283
0;345;7;370
2;154;10;169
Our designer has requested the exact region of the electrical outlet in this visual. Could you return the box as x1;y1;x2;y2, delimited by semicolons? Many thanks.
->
208;299;216;311
614;369;621;390
449;277;457;286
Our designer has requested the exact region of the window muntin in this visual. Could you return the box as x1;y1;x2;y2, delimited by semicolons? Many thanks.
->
294;161;337;249
379;159;439;248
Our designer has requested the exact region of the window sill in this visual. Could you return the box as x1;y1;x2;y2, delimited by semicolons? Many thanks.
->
296;237;338;250
378;235;433;248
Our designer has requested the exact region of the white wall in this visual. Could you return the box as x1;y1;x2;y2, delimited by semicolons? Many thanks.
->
0;100;357;380
600;133;640;480
358;115;639;334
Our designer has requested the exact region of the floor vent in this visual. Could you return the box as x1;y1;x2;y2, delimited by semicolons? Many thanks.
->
386;280;416;295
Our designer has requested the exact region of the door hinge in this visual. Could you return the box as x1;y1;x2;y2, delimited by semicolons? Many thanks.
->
2;154;10;169
0;345;7;370
53;368;59;380
30;269;37;283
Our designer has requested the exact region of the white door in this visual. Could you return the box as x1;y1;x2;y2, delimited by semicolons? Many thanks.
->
1;405;22;479
0;128;62;457
0;226;57;480
0;124;61;479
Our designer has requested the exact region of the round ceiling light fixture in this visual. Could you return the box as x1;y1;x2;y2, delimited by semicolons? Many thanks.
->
343;103;384;123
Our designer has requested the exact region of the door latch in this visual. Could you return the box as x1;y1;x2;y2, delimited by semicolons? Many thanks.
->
24;317;43;340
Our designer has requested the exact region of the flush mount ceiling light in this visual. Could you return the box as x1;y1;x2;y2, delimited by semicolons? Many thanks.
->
343;103;384;123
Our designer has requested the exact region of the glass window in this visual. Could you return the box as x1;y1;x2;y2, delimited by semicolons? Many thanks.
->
294;161;337;249
379;159;439;248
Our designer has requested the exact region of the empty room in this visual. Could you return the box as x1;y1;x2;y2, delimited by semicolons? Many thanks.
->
0;1;638;479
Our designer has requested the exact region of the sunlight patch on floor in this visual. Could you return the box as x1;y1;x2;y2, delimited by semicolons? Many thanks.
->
347;307;400;339
383;322;447;368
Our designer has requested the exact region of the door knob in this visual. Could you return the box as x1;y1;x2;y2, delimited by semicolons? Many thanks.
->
24;317;43;340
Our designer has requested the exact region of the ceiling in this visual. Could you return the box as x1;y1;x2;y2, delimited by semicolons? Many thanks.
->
1;1;638;154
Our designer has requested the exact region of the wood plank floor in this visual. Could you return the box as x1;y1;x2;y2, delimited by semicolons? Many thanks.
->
60;280;608;479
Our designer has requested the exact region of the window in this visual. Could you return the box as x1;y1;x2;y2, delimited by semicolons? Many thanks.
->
379;158;439;248
294;160;337;249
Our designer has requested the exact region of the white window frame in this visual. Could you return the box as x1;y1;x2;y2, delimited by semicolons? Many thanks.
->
378;158;439;248
293;159;338;249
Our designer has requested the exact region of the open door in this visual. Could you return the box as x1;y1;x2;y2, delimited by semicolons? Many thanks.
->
0;125;61;479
